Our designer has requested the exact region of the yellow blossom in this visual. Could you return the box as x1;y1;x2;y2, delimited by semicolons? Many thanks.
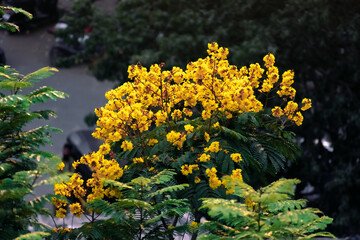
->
69;202;84;219
198;153;211;162
301;98;312;111
204;132;210;142
56;208;66;218
121;140;133;151
230;153;242;163
212;122;220;128
194;176;201;183
147;138;159;146
292;111;304;126
133;157;144;164
181;164;199;175
272;106;284;117
57;162;65;171
205;141;221;153
166;131;186;149
184;124;194;134
231;169;243;181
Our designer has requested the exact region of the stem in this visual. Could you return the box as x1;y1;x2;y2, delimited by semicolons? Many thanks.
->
31;170;40;186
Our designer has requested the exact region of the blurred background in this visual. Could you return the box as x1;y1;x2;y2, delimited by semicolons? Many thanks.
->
1;0;359;237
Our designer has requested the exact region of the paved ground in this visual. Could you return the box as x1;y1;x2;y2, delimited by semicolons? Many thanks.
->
0;1;115;229
0;21;114;157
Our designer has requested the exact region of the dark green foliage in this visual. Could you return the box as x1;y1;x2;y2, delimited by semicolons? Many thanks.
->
0;65;68;239
199;178;335;239
52;170;191;240
57;0;360;235
0;5;32;32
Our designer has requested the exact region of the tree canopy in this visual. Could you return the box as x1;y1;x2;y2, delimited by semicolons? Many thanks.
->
56;0;360;236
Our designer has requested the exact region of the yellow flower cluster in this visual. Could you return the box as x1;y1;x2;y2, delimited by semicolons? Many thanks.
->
198;153;211;162
181;164;199;175
54;42;312;219
205;168;222;190
166;130;187;149
272;99;309;126
54;143;124;216
231;169;243;181
230;153;242;163
121;140;133;151
147;138;159;146
184;124;194;134
69;202;84;219
204;141;221;153
133;157;144;164
91;42;279;143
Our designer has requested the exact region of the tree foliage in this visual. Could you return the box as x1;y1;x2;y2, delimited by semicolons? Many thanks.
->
51;169;191;240
199;178;334;240
0;65;68;239
56;0;360;235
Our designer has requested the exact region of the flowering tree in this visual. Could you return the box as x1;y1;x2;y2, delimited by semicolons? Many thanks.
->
53;43;316;238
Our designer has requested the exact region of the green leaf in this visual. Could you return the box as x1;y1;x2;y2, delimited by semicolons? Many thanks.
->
147;184;189;198
150;169;177;184
103;179;133;190
262;178;300;196
22;67;58;84
27;86;68;104
0;81;32;90
2;6;33;19
115;199;153;209
14;232;50;240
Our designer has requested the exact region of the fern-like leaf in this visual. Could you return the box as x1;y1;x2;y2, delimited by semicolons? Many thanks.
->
147;184;189;198
14;231;50;240
150;169;177;184
27;86;67;104
21;67;58;84
103;179;133;190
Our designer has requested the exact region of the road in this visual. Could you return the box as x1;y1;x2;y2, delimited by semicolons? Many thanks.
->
0;25;114;157
0;9;115;229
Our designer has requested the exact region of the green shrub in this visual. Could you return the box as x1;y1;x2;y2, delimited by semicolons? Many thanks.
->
0;65;68;239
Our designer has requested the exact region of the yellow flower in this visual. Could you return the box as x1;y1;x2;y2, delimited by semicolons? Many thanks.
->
181;164;191;175
301;98;312;111
205;141;221;153
121;140;133;151
56;208;66;219
133;157;144;164
292;111;304;126
147;138;158;146
189;221;198;230
198;153;211;162
166;131;186;149
263;53;275;68
181;164;199;175
204;132;210;142
212;122;220;128
57;162;65;171
184;124;194;134
69;202;84;219
284;101;298;117
272;106;284;117
231;169;243;181
194;176;201;183
230;153;242;163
